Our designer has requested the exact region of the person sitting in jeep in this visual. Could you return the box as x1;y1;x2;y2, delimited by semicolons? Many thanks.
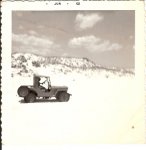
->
39;77;51;91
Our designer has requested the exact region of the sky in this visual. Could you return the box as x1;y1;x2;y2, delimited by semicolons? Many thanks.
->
12;11;135;69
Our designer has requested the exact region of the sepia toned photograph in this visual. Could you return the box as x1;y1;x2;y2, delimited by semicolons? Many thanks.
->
1;7;145;146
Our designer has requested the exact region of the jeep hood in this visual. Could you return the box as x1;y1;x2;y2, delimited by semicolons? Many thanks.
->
52;86;68;89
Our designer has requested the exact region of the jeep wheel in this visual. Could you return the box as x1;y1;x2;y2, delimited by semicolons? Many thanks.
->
57;92;70;102
17;86;29;97
25;92;36;103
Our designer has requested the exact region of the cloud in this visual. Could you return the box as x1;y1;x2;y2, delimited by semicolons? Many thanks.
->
75;13;103;30
28;30;38;35
37;25;45;29
18;25;24;30
69;35;122;52
16;12;23;17
129;35;134;39
62;53;68;57
12;33;60;55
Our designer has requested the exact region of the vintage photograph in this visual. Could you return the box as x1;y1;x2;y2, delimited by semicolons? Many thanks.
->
2;10;145;145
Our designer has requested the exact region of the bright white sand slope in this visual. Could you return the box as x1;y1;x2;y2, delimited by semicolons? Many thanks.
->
2;73;145;145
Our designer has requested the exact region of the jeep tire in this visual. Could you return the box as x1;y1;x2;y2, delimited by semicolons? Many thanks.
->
25;92;36;103
57;91;70;102
17;86;29;97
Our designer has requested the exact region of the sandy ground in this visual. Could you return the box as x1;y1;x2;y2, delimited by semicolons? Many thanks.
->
2;74;145;145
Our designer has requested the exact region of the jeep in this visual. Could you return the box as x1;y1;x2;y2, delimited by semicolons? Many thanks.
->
17;75;71;103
